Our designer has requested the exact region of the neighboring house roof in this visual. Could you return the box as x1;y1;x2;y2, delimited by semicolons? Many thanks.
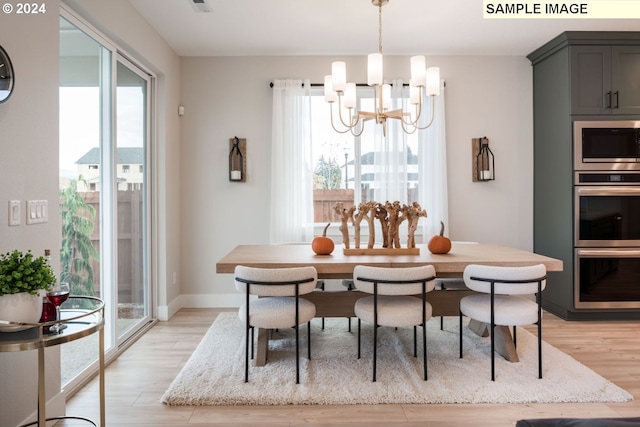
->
358;148;418;165
358;172;419;182
76;147;144;164
83;176;127;183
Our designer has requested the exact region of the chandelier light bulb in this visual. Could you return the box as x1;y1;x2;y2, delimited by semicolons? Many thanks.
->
324;75;336;103
410;55;427;87
426;67;441;96
382;84;391;110
331;61;347;93
344;83;357;109
409;83;421;105
367;53;383;86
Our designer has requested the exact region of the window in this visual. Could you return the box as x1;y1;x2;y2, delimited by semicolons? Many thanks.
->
310;85;422;224
122;164;130;173
270;79;447;244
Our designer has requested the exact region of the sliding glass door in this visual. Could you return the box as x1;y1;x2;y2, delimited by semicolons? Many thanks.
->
59;12;153;389
59;15;109;386
115;58;150;339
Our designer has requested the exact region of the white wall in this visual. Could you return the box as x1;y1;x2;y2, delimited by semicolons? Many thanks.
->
178;55;534;308
0;4;63;426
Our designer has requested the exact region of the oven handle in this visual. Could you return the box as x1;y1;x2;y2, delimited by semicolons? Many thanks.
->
576;186;640;196
577;249;640;257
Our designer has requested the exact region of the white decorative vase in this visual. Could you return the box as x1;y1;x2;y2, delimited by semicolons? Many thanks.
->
0;292;43;325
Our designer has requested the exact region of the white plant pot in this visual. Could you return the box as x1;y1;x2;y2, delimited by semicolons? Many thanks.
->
0;292;43;325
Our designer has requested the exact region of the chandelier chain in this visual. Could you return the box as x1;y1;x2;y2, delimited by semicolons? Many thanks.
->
378;2;383;54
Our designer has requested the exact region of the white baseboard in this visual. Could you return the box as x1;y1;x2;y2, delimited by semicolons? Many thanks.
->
158;293;241;320
157;295;183;321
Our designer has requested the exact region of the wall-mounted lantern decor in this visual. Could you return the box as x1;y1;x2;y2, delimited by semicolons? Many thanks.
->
229;136;246;182
472;137;495;182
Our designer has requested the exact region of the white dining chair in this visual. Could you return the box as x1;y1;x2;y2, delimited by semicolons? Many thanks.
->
353;265;437;382
459;264;547;381
234;265;317;384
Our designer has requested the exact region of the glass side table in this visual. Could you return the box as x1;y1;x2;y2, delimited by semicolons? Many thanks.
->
0;296;105;427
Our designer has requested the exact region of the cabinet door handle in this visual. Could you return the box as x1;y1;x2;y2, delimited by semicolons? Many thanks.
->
606;91;612;109
614;91;619;109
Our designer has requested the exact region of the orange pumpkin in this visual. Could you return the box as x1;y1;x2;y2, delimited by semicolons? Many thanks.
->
312;223;335;255
428;221;452;254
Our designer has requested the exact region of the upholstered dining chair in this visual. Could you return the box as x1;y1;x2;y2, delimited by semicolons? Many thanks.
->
234;265;318;384
459;264;547;381
353;265;437;382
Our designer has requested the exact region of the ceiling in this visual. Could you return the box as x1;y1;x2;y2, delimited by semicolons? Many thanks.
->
128;0;640;57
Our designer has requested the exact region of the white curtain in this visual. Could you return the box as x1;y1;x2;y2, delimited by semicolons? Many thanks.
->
418;80;448;238
371;80;448;238
270;79;314;244
372;80;410;203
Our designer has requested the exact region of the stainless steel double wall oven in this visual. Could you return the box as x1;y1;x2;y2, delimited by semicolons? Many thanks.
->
574;121;640;308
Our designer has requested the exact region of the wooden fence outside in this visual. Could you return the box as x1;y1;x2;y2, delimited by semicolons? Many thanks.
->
313;189;355;223
313;188;418;223
71;190;143;304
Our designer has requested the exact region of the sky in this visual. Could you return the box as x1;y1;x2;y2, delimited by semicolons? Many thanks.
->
59;86;144;178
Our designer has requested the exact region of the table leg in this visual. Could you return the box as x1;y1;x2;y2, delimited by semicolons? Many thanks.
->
99;327;105;427
467;319;519;363
255;328;269;367
38;347;45;427
468;319;489;337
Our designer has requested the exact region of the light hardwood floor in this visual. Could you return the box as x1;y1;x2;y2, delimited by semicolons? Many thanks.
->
61;308;640;427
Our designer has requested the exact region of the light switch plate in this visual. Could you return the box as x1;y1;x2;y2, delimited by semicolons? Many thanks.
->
26;200;48;225
8;200;20;226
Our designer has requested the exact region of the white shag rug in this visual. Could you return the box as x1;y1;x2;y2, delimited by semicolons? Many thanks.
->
161;312;632;406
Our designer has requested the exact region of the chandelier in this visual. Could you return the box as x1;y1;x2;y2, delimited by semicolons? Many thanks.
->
323;0;440;137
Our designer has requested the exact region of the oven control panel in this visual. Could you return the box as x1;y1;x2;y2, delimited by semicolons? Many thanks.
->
576;171;640;185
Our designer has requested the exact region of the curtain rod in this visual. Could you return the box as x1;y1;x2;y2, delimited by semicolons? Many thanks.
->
269;81;446;88
269;82;366;88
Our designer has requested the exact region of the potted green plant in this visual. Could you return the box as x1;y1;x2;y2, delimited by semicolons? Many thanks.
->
0;250;56;326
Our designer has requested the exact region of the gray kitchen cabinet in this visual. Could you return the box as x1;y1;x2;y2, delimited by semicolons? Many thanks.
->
571;44;640;115
528;32;640;320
